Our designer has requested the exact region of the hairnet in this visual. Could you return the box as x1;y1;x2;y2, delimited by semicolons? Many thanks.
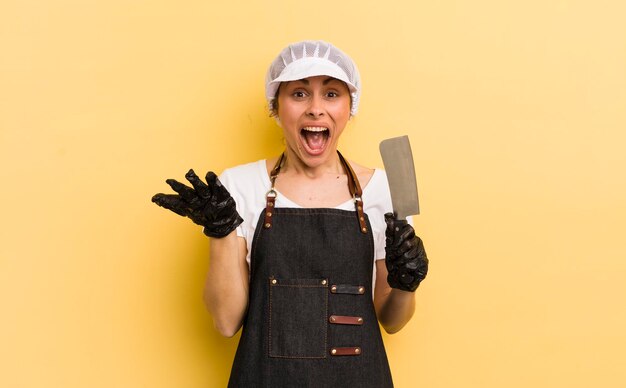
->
265;40;361;116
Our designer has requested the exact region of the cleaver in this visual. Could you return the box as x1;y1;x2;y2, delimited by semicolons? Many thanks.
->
379;135;420;220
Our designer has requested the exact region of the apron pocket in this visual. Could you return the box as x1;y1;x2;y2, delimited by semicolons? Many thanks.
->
268;277;328;359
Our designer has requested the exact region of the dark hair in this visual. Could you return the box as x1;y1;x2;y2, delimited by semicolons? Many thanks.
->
269;87;280;117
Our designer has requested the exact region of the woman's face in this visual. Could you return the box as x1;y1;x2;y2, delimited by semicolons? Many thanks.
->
276;75;351;169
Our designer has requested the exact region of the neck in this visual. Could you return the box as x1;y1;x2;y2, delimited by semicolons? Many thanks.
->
282;149;344;179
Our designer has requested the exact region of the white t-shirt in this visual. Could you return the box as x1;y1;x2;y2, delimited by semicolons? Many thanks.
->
219;159;405;285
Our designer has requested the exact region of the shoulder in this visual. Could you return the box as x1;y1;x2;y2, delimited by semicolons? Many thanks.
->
218;159;270;197
220;160;266;184
345;159;376;189
220;159;266;179
363;169;392;208
342;157;390;202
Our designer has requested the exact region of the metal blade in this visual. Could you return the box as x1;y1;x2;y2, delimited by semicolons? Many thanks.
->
379;135;420;220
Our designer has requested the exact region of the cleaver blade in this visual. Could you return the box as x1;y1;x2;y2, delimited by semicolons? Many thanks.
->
379;135;420;220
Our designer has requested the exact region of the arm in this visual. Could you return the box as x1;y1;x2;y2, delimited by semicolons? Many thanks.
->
374;212;429;334
152;169;248;337
374;260;416;333
203;232;249;337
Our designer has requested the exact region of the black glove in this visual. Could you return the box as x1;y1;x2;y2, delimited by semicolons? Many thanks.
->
384;212;428;292
151;169;243;238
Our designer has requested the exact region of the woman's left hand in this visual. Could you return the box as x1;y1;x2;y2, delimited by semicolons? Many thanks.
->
384;212;429;292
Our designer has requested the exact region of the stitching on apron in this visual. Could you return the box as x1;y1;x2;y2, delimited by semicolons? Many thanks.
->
268;280;328;359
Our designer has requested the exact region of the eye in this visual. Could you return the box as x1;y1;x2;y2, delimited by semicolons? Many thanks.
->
292;90;307;98
326;91;338;98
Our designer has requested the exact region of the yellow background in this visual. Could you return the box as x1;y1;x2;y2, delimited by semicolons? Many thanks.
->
2;1;625;387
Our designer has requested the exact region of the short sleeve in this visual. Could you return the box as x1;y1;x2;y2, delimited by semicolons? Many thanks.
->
218;168;246;238
362;170;414;261
216;160;271;266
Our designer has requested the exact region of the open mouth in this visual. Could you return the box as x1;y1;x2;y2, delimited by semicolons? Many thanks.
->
300;126;330;155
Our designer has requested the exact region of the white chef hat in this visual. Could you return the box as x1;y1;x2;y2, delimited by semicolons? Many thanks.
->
265;40;361;116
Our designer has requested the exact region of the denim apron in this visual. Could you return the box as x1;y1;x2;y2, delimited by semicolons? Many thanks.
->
227;152;393;387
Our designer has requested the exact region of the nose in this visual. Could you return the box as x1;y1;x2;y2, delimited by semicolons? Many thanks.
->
306;94;325;118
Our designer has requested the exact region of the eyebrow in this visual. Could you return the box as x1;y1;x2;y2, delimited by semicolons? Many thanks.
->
293;77;339;85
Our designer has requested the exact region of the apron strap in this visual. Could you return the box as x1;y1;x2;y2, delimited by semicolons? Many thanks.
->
263;153;285;229
337;151;368;234
264;151;368;233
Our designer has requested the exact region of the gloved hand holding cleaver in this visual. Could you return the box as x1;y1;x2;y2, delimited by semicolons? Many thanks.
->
380;136;428;292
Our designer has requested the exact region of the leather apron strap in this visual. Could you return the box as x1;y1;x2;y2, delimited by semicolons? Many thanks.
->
337;151;368;233
262;153;284;229
263;151;368;233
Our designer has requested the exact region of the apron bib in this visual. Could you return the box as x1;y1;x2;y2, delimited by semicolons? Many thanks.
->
228;153;393;387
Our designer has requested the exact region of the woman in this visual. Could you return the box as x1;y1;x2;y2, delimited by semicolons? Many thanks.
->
152;40;428;387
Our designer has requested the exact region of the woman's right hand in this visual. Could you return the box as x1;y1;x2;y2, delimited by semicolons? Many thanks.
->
152;169;243;238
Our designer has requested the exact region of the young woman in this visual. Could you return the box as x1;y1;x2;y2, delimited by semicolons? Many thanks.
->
152;40;428;387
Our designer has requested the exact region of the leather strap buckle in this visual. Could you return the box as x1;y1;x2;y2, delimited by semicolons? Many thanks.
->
329;315;364;325
330;347;361;356
330;284;366;295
